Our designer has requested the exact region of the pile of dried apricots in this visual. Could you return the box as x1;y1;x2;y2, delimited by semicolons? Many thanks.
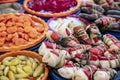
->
0;14;45;47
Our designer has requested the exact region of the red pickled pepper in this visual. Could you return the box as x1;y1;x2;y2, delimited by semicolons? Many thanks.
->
28;0;77;13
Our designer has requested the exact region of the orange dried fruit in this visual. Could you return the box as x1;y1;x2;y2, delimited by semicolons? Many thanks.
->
7;26;17;33
0;16;5;22
3;42;9;47
0;37;5;42
28;29;38;38
24;26;33;33
6;34;13;41
24;34;29;41
18;32;23;36
0;37;5;46
12;36;18;43
15;23;24;27
6;21;13;27
29;38;35;41
34;24;44;33
1;31;7;37
18;32;29;41
18;27;24;32
13;32;19;38
23;21;31;27
14;38;27;46
8;43;15;47
0;23;6;31
38;33;42;36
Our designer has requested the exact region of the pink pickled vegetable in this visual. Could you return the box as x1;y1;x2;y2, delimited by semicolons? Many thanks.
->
28;0;77;13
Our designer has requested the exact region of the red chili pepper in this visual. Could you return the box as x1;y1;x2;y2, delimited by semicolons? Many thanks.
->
108;48;116;55
109;57;117;60
75;54;85;59
93;37;99;43
90;55;98;60
83;70;91;80
85;39;91;45
89;48;103;56
65;28;70;36
44;42;60;49
64;62;74;67
72;37;80;44
44;42;53;49
67;43;74;47
99;56;108;60
86;45;92;50
68;48;76;54
50;51;59;57
51;31;60;41
90;65;98;71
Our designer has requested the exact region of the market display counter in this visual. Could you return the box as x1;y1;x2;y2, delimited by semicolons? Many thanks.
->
0;0;120;80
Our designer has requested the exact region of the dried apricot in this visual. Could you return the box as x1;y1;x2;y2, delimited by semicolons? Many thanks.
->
0;37;5;46
6;34;13;41
24;26;33;33
17;27;24;32
0;16;5;22
14;38;27;46
8;43;15;47
18;32;23;37
15;23;24;27
31;21;36;27
12;36;18;43
18;32;29;41
24;34;29;41
7;26;17;33
34;24;44;33
29;38;35;41
13;32;19;38
0;23;6;31
28;29;38;38
38;33;42;36
3;42;9;47
1;31;7;37
6;21;13;27
23;22;31;27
